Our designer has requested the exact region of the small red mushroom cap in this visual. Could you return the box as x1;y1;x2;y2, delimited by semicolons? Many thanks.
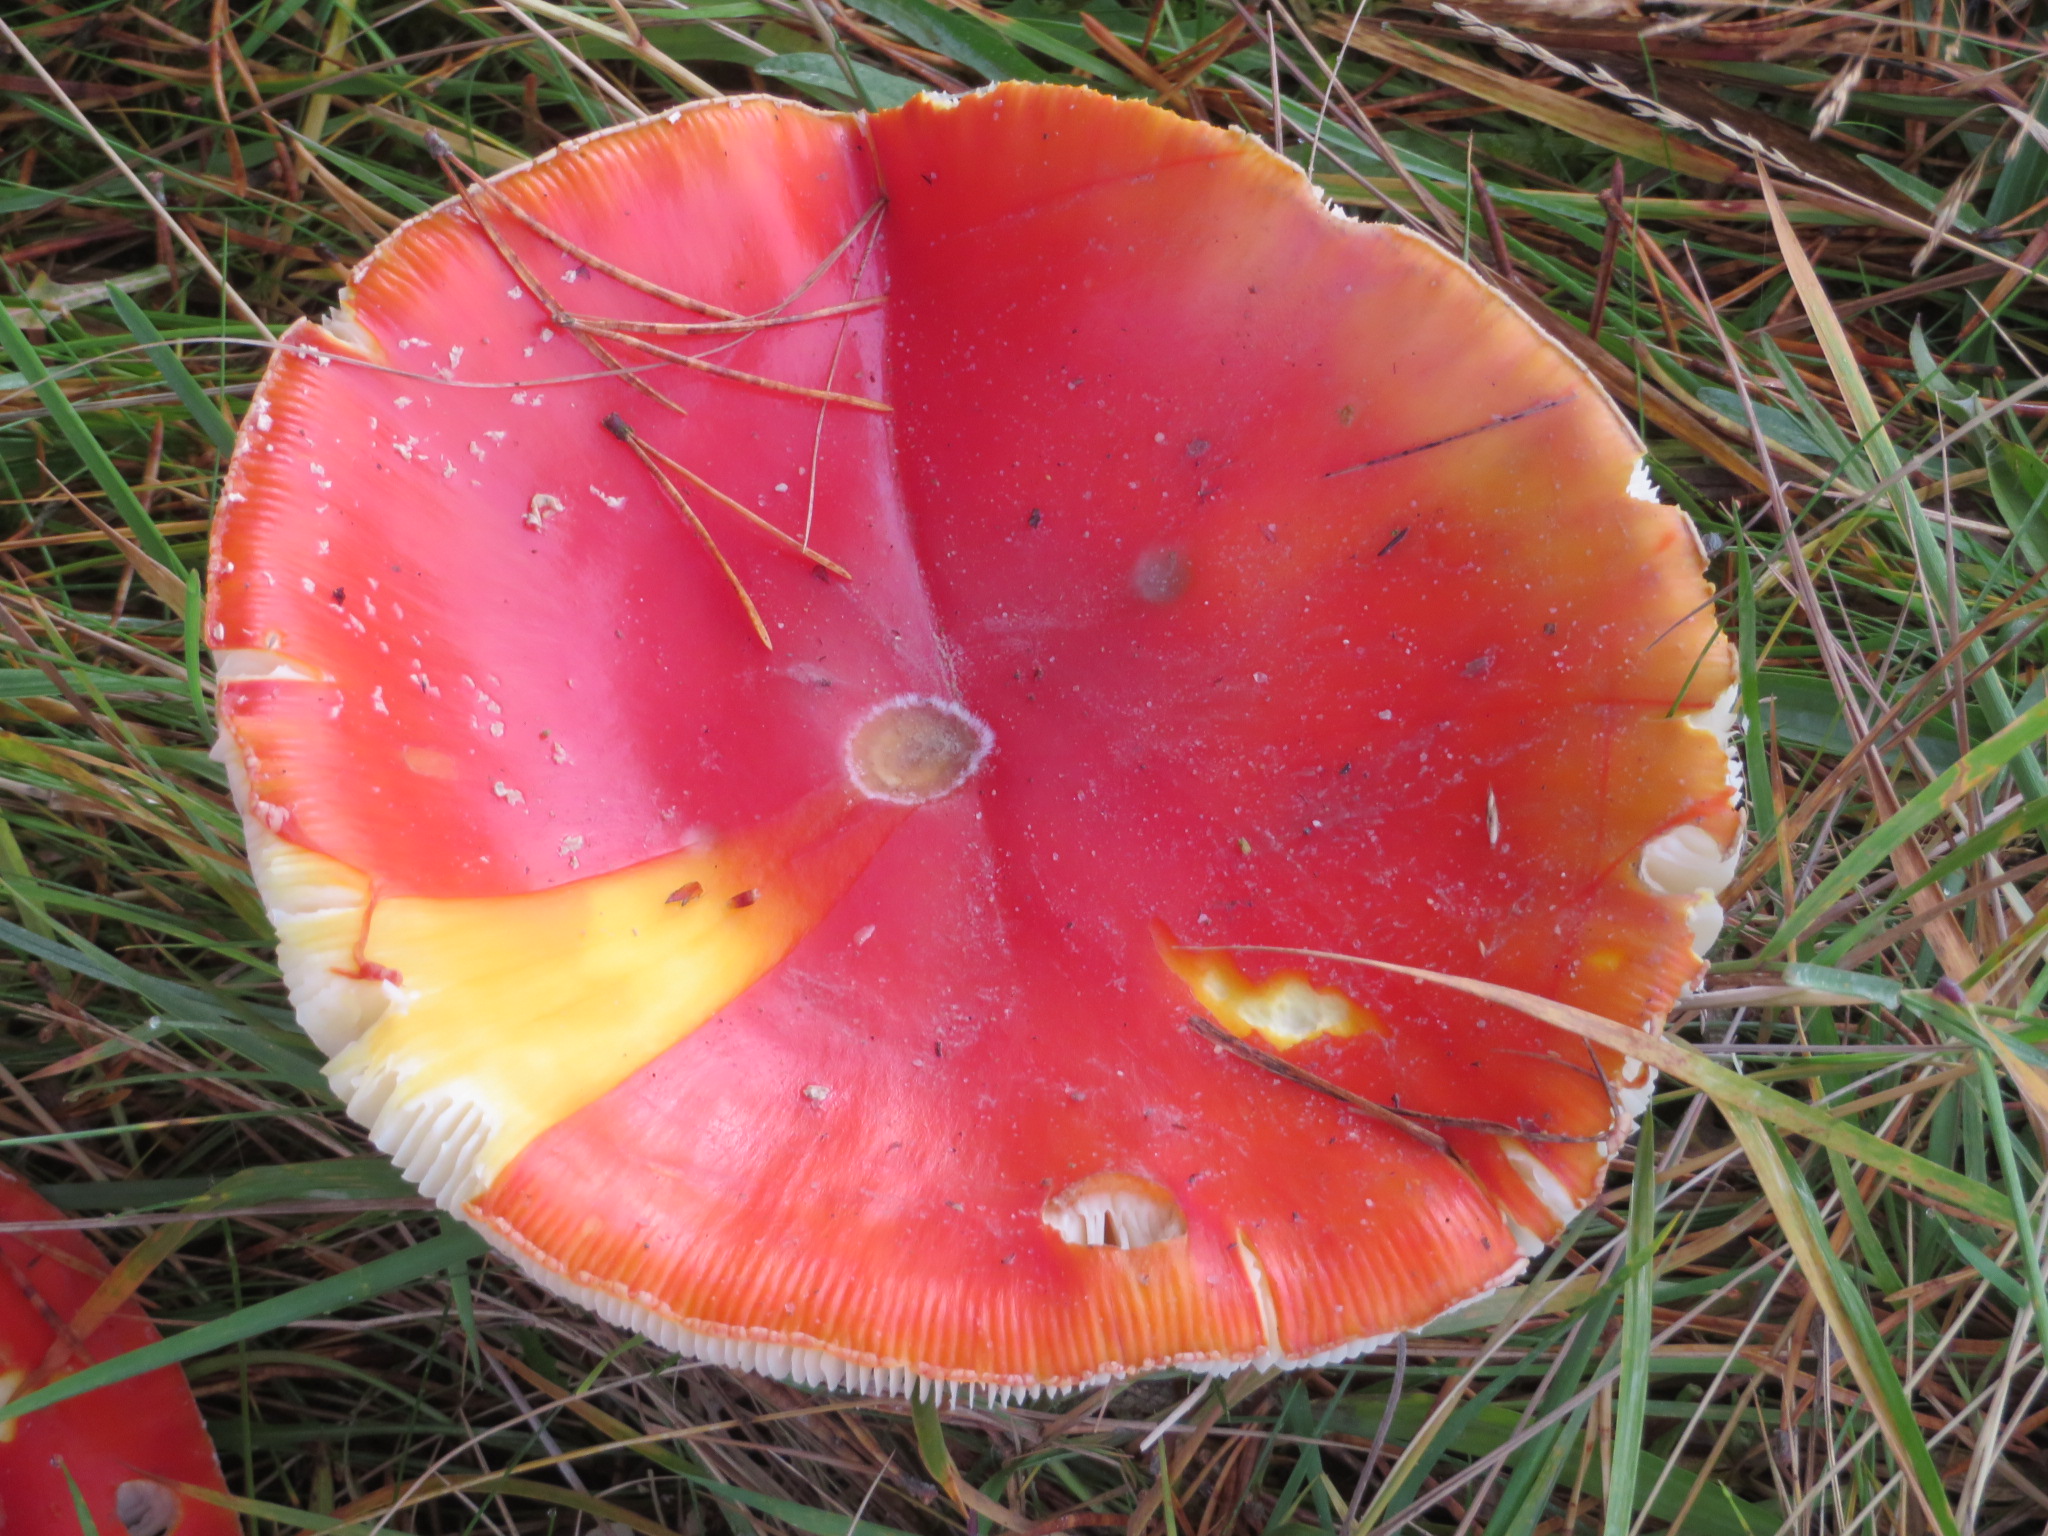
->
210;84;1739;1396
0;1165;236;1533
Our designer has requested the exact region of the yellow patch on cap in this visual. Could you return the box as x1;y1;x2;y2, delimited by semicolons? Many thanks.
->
1159;941;1380;1049
251;786;897;1209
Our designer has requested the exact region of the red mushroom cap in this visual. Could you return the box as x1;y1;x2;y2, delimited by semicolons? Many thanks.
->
209;84;1739;1396
0;1165;236;1533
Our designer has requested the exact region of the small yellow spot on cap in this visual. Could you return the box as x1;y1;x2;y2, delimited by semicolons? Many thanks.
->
402;746;460;780
1159;941;1380;1049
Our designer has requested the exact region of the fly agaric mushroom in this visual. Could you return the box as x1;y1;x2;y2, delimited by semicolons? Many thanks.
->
0;1165;236;1534
209;84;1740;1397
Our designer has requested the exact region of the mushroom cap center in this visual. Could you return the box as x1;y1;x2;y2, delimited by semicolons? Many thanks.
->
845;695;992;805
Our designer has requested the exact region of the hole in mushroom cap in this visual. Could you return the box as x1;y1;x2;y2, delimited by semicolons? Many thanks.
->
115;1481;180;1536
214;649;320;684
1042;1172;1187;1249
1687;893;1726;958
846;695;992;805
317;299;377;358
1131;546;1191;604
1638;824;1738;899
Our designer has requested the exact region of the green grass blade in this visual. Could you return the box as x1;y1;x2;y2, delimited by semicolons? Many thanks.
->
0;913;218;1017
105;287;238;457
850;0;1048;82
1604;1117;1654;1536
0;301;186;575
757;53;922;109
1760;169;2048;799
1764;695;2048;958
181;569;211;732
60;1461;103;1536
0;1227;486;1423
1722;1114;1959;1536
1971;1045;2048;1364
